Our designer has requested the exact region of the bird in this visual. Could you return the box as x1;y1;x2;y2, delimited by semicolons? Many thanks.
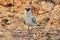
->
23;6;37;35
24;6;37;26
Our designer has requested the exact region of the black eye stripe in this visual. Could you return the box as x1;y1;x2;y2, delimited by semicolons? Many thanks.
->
25;8;31;11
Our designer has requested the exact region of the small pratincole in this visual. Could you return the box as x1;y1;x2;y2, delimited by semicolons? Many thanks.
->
24;6;37;26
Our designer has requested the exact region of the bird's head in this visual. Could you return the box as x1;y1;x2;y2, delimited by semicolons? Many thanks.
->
24;7;32;14
25;8;31;11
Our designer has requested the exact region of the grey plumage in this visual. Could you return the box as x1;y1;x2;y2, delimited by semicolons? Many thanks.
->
23;7;37;36
24;7;37;26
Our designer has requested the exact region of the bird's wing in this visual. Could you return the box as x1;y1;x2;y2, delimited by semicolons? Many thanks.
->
24;20;26;25
32;16;37;24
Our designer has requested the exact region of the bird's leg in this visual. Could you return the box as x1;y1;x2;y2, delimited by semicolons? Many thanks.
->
28;26;33;36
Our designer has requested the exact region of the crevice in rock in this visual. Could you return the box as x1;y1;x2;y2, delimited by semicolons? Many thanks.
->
2;19;11;25
6;3;13;7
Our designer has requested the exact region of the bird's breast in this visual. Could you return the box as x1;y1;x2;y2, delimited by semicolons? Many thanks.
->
24;16;34;25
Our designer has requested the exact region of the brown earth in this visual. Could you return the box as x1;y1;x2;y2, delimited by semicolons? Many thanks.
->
0;0;60;40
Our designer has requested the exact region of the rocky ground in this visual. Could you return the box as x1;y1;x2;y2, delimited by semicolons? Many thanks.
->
0;0;60;40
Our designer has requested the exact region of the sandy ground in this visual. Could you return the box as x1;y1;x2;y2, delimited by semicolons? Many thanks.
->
0;0;60;40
